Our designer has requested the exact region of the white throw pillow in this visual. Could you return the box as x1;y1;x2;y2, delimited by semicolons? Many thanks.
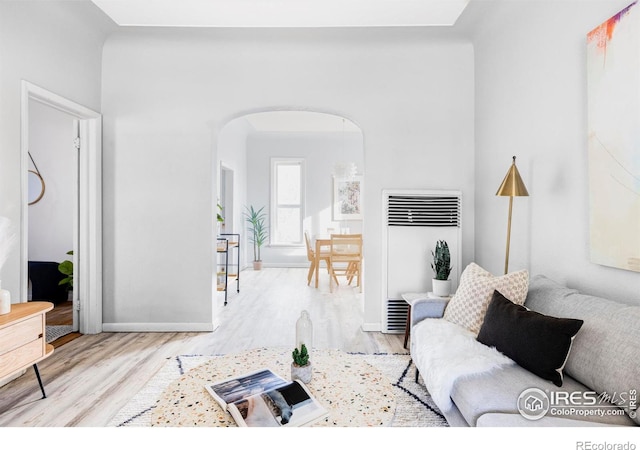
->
443;262;529;335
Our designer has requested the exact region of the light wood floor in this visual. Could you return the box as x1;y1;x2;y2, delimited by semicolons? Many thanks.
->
46;301;83;347
0;267;405;427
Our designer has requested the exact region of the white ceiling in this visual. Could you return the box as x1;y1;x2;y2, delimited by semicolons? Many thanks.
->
91;0;470;28
244;111;360;133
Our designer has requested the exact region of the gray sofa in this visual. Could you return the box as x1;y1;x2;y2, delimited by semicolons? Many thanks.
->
410;274;639;426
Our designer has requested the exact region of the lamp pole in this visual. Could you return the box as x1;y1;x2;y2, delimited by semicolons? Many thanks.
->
504;194;513;275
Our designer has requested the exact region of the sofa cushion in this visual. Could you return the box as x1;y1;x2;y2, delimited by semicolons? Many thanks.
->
450;363;636;427
525;275;640;425
443;262;529;335
477;290;583;386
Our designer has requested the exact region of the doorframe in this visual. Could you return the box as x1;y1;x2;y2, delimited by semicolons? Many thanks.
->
20;81;103;334
219;163;234;233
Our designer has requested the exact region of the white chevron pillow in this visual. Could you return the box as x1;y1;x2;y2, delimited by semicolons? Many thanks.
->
443;262;529;335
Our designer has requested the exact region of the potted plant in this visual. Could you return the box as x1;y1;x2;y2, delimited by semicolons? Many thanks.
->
431;240;452;297
291;343;312;384
58;250;74;291
244;205;268;270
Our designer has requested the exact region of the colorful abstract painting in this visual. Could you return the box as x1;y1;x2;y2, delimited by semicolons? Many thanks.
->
587;1;640;272
333;176;363;220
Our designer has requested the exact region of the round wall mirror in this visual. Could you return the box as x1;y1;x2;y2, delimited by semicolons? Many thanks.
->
28;170;45;205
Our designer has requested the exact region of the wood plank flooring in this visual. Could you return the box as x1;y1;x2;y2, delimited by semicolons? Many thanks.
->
45;300;73;326
45;301;82;348
0;267;405;427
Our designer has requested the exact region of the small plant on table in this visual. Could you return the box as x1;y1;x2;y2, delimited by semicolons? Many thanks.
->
291;344;312;384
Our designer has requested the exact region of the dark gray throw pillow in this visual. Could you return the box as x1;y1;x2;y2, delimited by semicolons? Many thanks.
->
477;290;584;387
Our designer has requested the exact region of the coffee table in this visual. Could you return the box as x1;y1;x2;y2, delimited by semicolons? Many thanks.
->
151;347;396;427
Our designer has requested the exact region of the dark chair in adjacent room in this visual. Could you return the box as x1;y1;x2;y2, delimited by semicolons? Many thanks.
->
28;261;69;304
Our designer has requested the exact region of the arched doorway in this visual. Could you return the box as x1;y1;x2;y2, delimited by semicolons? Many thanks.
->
215;109;364;294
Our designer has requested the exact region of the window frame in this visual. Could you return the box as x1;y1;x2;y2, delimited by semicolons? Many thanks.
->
270;157;306;247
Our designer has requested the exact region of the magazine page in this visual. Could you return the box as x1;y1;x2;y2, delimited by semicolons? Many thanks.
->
204;368;289;410
227;380;329;427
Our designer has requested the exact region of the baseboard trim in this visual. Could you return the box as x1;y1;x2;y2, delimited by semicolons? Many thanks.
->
362;322;381;332
102;322;215;332
260;263;308;268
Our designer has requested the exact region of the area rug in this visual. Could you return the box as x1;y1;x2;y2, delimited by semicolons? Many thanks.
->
108;352;448;427
46;325;73;343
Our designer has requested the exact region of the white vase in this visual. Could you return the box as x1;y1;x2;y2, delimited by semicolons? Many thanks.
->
432;278;451;297
0;281;11;315
291;362;312;384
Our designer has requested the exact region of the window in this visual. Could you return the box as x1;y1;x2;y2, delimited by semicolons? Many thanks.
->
271;158;305;245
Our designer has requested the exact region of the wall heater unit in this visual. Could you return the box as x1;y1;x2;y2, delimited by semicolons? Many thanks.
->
382;190;462;333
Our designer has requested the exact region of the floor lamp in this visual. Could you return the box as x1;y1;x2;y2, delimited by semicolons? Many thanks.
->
496;156;529;275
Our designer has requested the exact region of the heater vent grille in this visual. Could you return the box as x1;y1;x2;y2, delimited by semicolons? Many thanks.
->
387;195;460;227
384;298;409;333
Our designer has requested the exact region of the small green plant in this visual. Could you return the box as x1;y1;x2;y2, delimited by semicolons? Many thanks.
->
244;205;269;262
217;203;224;223
292;344;310;367
431;240;452;281
58;250;74;290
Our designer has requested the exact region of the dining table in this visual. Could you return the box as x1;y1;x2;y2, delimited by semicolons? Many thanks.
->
312;233;363;289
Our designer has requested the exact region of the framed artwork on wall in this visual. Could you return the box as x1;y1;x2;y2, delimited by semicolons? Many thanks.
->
333;176;363;221
587;2;640;273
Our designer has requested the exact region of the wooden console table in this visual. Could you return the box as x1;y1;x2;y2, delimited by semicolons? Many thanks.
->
0;301;54;398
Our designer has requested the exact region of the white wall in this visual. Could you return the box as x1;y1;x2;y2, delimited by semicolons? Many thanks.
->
471;0;640;305
27;100;75;263
101;28;475;330
0;0;115;301
246;131;364;267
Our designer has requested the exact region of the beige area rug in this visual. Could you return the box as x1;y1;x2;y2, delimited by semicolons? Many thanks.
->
108;351;448;427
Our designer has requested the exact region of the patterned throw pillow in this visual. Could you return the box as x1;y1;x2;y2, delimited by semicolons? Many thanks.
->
443;262;529;335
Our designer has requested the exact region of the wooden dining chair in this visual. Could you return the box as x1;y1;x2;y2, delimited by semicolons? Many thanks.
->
304;231;333;286
329;234;363;293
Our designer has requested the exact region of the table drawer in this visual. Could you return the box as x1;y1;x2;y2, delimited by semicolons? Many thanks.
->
0;316;43;355
0;338;44;379
0;316;42;356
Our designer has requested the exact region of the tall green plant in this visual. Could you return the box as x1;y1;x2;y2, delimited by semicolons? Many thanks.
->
244;205;269;262
431;240;452;281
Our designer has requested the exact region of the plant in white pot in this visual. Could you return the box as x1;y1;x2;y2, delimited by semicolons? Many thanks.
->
291;343;312;384
244;205;269;270
431;240;452;297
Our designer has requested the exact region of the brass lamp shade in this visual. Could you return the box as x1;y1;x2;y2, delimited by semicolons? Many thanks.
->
496;156;529;197
496;156;529;274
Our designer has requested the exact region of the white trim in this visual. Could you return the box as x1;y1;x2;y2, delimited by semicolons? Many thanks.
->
259;263;308;268
21;81;103;334
102;322;216;333
361;322;381;332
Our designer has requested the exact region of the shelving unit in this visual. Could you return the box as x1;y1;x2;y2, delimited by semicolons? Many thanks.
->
217;233;240;306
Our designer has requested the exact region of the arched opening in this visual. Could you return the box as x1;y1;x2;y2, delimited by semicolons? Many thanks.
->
215;109;365;305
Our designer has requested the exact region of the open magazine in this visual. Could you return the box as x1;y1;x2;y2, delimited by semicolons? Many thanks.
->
204;368;328;427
